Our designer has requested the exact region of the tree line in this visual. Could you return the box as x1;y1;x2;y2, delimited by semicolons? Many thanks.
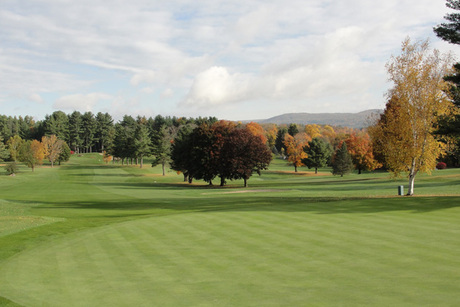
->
0;108;381;179
3;0;460;192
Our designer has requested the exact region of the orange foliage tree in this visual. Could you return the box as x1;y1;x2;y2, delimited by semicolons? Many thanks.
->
283;133;308;172
246;122;268;144
344;132;381;174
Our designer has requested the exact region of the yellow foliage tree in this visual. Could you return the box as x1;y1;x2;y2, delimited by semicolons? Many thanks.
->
7;135;24;162
42;135;64;167
19;140;45;172
283;133;308;172
369;38;454;195
305;124;321;139
264;124;278;150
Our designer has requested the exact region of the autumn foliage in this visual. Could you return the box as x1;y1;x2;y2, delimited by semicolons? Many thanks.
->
19;140;45;171
344;132;381;174
369;38;454;195
283;133;308;172
170;121;272;187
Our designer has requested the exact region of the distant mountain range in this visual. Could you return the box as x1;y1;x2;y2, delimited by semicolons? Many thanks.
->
252;109;382;129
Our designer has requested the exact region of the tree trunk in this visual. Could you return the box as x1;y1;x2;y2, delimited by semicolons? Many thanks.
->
294;165;298;172
220;176;225;186
407;161;417;196
244;178;248;187
140;157;143;168
408;172;416;196
188;176;193;184
183;173;188;182
162;162;165;176
315;167;318;174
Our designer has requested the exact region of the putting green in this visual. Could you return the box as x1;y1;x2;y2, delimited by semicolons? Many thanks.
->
1;198;460;306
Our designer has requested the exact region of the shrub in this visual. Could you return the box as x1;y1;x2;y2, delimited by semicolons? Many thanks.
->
436;162;447;170
5;162;18;175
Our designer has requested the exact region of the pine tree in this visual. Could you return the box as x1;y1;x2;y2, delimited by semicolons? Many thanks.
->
434;0;460;44
302;137;332;174
331;142;353;177
134;117;152;168
0;138;10;162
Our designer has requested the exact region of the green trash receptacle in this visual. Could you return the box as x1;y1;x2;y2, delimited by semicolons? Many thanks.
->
398;185;404;196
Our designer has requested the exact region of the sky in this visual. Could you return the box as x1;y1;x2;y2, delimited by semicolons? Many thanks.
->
1;0;459;122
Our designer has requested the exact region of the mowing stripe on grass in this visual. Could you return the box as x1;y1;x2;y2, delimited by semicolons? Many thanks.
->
1;198;460;306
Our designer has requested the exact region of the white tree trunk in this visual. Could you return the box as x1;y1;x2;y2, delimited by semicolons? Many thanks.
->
407;160;417;195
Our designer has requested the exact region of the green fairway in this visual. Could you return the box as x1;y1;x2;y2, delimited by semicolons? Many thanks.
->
1;155;460;306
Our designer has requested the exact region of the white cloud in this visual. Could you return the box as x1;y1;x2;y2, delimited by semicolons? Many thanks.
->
161;88;174;98
130;71;157;86
29;93;44;103
53;93;112;112
0;0;457;120
141;87;154;94
182;66;253;107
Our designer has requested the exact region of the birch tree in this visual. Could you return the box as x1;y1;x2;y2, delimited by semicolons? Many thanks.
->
369;38;454;195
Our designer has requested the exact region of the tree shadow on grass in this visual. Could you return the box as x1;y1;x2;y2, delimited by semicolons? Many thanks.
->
26;194;460;217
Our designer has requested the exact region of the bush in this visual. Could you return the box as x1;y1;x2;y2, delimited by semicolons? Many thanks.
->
4;162;18;175
436;162;447;170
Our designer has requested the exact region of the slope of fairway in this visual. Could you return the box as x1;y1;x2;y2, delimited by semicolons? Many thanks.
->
1;197;460;306
1;155;460;306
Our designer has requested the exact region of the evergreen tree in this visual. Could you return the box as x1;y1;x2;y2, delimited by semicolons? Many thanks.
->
288;123;299;136
275;127;287;154
81;112;96;153
18;116;35;140
134;117;152;168
302;137;333;174
43;111;69;141
112;116;137;164
434;0;460;166
68;111;83;153
434;0;460;44
331;142;354;177
0;138;10;162
95;112;114;152
151;125;173;175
